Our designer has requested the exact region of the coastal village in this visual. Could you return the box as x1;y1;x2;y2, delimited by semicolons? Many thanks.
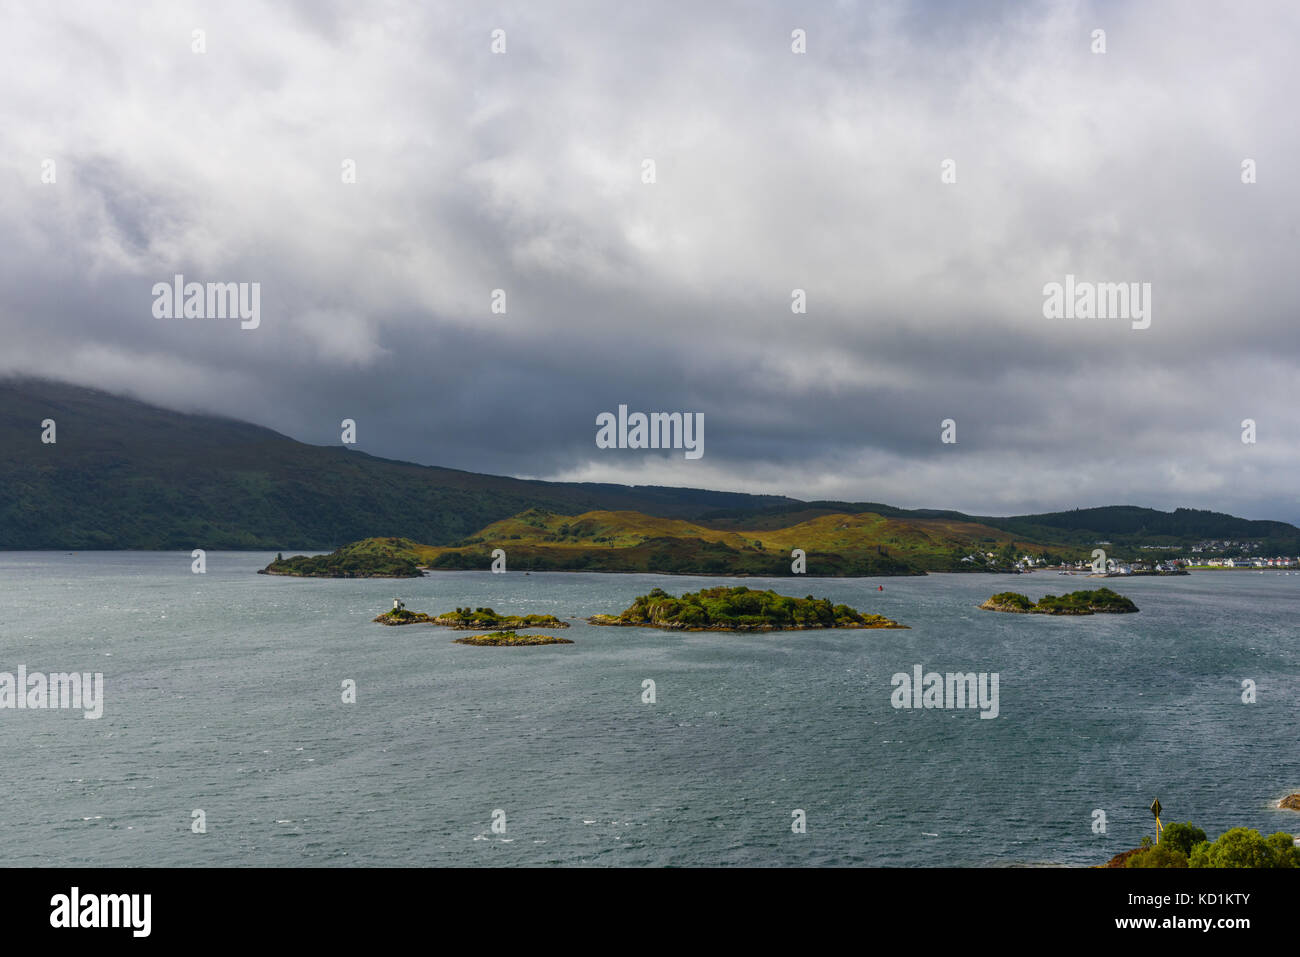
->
1030;556;1299;574
962;540;1300;575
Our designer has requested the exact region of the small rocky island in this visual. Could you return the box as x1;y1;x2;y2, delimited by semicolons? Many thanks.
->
372;604;435;625
588;585;906;631
979;587;1139;615
455;631;574;646
1280;793;1300;811
373;603;568;630
430;607;570;630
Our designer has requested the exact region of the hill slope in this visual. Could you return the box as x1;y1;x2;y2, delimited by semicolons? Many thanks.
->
4;378;1297;554
255;507;1126;577
410;507;1027;574
699;501;1300;555
0;379;793;549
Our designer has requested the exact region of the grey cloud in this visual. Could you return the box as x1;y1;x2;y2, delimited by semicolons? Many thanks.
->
1;0;1297;523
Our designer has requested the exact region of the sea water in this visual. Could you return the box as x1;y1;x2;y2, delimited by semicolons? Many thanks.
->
0;552;1295;866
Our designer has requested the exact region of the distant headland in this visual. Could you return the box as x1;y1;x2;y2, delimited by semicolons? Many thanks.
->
256;507;1300;580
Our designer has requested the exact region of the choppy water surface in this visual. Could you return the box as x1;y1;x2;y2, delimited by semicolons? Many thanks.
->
1;552;1296;866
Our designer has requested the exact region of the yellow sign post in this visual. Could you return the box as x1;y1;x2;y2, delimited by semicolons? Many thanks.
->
1150;798;1163;844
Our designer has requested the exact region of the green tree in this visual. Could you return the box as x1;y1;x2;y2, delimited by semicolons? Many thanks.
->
1160;821;1207;857
1264;831;1300;866
1126;844;1188;868
1189;827;1300;868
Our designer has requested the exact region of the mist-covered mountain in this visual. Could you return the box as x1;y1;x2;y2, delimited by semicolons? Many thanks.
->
0;379;793;549
3;378;1297;553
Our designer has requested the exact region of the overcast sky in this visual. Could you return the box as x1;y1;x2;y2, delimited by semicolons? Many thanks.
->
2;0;1297;522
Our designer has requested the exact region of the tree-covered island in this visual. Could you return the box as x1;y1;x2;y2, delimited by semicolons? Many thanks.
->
373;605;568;629
979;587;1138;615
588;585;906;631
261;539;426;578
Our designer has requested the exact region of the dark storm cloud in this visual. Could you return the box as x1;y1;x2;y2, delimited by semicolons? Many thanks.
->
0;0;1297;522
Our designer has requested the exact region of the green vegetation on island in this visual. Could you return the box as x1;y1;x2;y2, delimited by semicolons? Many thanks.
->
430;607;569;630
1106;822;1300;868
372;606;434;624
371;604;568;629
454;631;574;646
979;587;1138;615
261;539;427;578
588;585;906;631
